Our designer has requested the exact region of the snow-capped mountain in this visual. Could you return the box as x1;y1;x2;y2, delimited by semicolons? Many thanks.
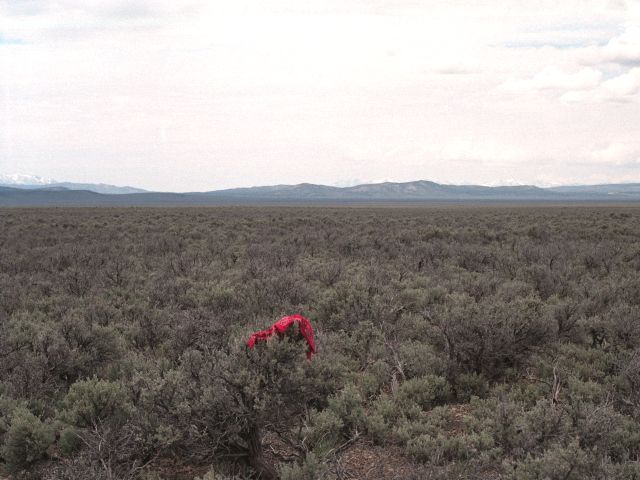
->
0;174;147;194
0;174;55;185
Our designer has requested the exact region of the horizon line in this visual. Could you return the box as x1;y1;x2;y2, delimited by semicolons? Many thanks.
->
2;175;640;193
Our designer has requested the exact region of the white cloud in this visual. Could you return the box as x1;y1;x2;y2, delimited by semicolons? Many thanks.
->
428;61;480;75
602;66;640;94
561;67;640;102
496;23;640;105
585;142;640;166
580;27;640;65
500;66;603;93
0;0;204;42
438;141;529;166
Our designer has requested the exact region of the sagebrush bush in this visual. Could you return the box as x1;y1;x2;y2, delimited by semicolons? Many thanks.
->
455;372;489;401
510;440;592;480
1;407;55;472
327;384;366;435
62;378;132;427
396;375;451;410
57;427;82;456
279;452;330;480
406;432;494;465
304;409;344;453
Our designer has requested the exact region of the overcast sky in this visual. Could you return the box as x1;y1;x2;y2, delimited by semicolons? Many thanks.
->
1;0;639;191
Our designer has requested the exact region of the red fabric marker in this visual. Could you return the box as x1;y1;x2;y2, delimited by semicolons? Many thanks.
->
247;314;316;359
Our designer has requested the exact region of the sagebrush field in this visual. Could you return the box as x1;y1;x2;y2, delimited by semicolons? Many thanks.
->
1;206;639;479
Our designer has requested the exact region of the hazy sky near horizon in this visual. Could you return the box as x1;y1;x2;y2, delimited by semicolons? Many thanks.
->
1;0;639;191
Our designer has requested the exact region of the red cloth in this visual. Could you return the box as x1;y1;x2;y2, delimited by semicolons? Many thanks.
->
247;314;317;359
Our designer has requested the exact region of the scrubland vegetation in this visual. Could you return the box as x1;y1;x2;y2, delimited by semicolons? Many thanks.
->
1;206;640;479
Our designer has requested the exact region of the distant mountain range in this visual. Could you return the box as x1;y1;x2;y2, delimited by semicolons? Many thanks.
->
4;182;147;195
2;179;640;206
0;175;146;195
197;181;562;200
194;181;640;202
